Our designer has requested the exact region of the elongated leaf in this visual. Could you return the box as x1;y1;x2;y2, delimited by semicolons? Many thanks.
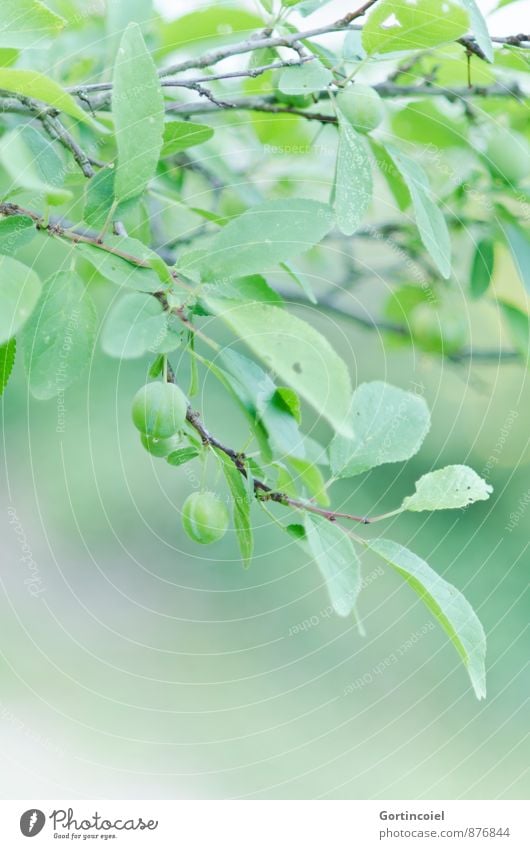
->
166;447;199;467
0;215;36;256
304;515;362;616
362;0;469;55
159;7;263;55
278;60;332;95
470;238;494;299
0;256;41;344
204;297;353;437
385;143;451;278
101;293;168;359
0;68;89;123
84;168;115;229
402;464;492;511
0;125;71;205
288;456;329;505
367;538;486;699
369;138;411;211
504;225;530;293
214;449;253;567
330;381;431;478
184;199;334;281
112;22;164;203
162;121;214;156
0;0;64;48
334;110;373;236
75;241;162;293
457;0;493;62
0;337;15;395
21;271;96;399
499;302;530;362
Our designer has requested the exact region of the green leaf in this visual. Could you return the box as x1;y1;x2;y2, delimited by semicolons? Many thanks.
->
112;22;164;203
330;381;431;478
184;199;334;281
0;215;36;256
280;262;317;304
161;121;214;156
75;241;162;293
304;515;362;617
278;59;332;95
220;348;305;459
362;0;469;55
385;143;451;279
366;538;486;699
0;68;90;123
202;274;283;307
288;456;329;506
456;0;493;62
334;110;373;236
158;7;263;55
0;0;64;48
0;337;15;395
402;464;492;511
204;297;353;437
391;100;467;149
369;138;411;211
166;447;200;467
214;448;254;567
0;125;72;205
84;167;115;229
21;271;96;399
499;302;530;362
0;256;41;345
504;224;530;294
470;239;494;299
101;293;168;359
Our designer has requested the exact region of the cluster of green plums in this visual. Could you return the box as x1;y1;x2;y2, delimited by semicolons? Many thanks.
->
131;381;229;545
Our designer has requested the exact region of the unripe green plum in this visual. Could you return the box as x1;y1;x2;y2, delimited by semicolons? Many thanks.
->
485;129;530;185
335;84;385;133
410;302;467;355
131;381;187;439
140;433;181;458
182;492;229;545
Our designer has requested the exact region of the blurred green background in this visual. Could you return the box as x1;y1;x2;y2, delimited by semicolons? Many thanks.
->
1;277;528;799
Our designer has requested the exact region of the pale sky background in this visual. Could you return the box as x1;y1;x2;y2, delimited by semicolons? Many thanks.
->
155;0;527;37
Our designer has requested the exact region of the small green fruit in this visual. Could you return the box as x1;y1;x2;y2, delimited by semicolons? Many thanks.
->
336;84;385;133
131;381;187;439
182;492;229;545
485;129;530;185
140;433;181;458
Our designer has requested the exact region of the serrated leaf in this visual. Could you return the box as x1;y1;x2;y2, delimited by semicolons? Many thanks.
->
367;538;486;699
334;110;373;236
402;464;492;511
112;22;164;203
101;292;168;359
362;0;469;55
161;121;214;156
204;298;353;437
183;199;334;281
385;143;451;278
0;0;65;49
304;515;362;616
470;238;494;299
21;271;96;399
0;256;41;345
166;447;199;467
278;59;332;95
0;337;15;395
330;381;431;478
214;448;254;567
0;215;36;256
0;68;90;123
